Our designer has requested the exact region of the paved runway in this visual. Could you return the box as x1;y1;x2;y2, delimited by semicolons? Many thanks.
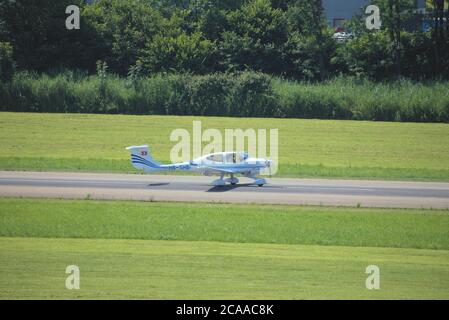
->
1;171;449;209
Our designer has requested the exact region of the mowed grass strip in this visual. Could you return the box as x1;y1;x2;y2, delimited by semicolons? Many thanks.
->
1;112;449;180
1;198;448;250
1;237;448;299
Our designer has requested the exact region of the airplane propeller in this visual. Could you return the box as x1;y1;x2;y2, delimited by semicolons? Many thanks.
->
266;158;272;178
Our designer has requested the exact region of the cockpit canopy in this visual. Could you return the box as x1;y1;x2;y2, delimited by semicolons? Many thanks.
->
205;152;249;164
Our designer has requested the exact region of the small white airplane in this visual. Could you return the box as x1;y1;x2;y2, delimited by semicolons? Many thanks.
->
126;145;273;186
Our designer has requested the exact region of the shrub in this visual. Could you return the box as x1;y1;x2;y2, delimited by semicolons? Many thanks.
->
1;71;448;123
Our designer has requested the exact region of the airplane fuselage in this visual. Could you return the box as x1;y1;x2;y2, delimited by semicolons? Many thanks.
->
128;147;272;186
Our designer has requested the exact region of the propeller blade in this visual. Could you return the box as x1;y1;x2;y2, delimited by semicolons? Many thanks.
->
268;158;272;178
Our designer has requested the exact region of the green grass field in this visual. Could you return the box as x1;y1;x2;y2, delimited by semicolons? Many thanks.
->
1;198;449;249
1;112;449;180
0;198;448;299
2;237;448;299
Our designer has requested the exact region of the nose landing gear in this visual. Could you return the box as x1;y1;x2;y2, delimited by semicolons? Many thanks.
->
254;178;267;187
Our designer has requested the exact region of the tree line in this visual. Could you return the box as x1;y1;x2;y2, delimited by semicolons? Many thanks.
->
1;0;449;82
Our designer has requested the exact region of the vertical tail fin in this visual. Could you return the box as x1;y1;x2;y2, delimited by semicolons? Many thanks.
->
126;145;161;171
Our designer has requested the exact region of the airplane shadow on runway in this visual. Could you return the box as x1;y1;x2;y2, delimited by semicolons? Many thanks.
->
145;182;280;193
207;183;265;192
147;183;170;187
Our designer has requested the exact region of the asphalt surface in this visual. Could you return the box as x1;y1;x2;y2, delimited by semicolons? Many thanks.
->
1;171;449;209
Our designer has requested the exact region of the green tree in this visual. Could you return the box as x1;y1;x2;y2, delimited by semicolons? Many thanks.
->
343;0;439;80
428;0;449;78
285;30;337;80
197;7;229;41
142;31;216;74
219;0;289;74
0;42;15;81
284;0;336;80
369;0;416;77
0;0;89;72
83;0;167;74
342;31;395;79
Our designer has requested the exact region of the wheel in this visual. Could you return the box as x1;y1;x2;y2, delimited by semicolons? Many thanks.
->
231;182;237;186
258;184;264;187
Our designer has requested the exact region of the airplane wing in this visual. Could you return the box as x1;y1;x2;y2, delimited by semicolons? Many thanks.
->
198;165;242;174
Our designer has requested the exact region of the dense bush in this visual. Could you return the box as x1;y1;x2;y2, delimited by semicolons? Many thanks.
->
1;72;448;123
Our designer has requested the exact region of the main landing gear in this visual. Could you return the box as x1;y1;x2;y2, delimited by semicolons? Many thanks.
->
211;174;266;187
